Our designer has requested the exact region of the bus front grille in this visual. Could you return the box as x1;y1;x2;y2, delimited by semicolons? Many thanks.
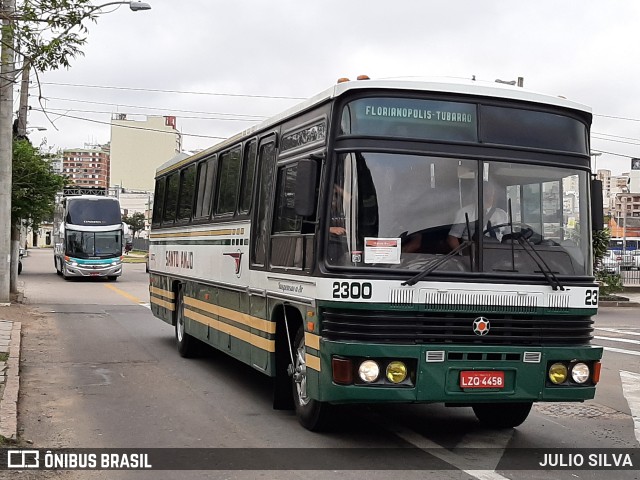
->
320;309;594;346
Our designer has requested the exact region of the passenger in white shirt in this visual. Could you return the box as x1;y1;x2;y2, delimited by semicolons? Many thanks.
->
447;182;508;251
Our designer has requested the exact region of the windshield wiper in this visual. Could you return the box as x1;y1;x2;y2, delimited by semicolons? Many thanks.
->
403;214;474;286
504;201;565;291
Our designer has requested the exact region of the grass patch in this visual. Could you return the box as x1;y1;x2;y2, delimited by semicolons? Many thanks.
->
122;257;147;264
0;352;8;362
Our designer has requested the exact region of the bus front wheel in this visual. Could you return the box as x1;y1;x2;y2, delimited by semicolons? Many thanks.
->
292;326;331;431
175;288;197;358
472;402;532;428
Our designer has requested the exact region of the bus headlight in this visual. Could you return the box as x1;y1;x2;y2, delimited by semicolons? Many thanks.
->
358;360;379;383
548;363;568;384
570;363;590;384
386;361;407;383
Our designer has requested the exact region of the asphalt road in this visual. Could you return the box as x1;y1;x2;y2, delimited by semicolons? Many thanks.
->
12;248;640;479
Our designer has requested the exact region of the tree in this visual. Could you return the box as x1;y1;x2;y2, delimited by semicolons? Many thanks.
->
123;211;146;239
12;139;66;228
10;138;65;291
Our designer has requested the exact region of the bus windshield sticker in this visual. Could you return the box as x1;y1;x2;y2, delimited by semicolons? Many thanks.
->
364;237;401;264
342;98;478;142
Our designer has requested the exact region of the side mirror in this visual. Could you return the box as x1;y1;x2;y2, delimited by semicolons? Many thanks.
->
294;159;318;217
591;178;604;230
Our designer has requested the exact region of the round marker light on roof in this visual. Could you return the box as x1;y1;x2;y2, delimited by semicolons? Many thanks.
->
337;77;350;84
570;363;590;384
357;75;370;80
386;361;407;383
548;363;568;384
358;360;380;383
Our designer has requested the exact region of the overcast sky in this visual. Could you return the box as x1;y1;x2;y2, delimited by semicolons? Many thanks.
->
23;0;640;176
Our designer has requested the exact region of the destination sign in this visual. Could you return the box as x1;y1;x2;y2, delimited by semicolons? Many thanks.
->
341;98;478;142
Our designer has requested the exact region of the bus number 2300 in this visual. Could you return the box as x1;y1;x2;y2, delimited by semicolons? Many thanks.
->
332;282;373;299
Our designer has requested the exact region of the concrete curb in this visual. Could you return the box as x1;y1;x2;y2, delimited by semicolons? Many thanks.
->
0;321;21;442
600;301;640;308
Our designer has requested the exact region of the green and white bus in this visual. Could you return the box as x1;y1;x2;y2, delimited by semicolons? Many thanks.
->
149;78;603;431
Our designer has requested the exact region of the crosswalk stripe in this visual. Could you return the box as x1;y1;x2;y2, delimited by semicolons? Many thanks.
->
620;371;640;445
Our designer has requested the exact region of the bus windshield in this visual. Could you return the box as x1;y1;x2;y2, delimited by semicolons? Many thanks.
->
326;152;590;276
66;230;122;258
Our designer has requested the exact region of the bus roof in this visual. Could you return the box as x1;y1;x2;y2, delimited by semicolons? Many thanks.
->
156;78;592;175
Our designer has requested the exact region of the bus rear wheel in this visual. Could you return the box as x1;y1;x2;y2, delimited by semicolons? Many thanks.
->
292;326;331;431
472;402;532;428
175;287;197;358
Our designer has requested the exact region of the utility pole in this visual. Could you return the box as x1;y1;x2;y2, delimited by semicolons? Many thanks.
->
17;59;29;136
0;0;16;304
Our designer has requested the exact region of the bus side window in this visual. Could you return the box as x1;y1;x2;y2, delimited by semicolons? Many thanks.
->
251;140;276;267
239;139;257;214
215;147;242;216
151;178;165;226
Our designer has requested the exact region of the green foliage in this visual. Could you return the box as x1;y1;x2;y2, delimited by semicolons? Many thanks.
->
123;211;146;238
592;228;611;270
12;139;66;229
13;0;98;71
592;228;624;296
595;270;624;296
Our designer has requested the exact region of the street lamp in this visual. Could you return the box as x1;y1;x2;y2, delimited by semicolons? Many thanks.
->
590;151;602;174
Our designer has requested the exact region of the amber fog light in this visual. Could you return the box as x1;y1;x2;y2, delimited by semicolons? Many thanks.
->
386;361;407;383
570;362;590;384
358;360;380;383
548;363;568;384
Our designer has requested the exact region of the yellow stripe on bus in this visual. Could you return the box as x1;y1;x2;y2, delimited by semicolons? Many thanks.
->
150;296;175;311
185;297;275;334
305;332;320;351
305;353;321;372
149;286;175;299
184;308;275;352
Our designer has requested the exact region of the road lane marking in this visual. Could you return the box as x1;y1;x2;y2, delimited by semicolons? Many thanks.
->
595;335;640;346
104;284;148;308
603;347;640;357
620;371;640;445
595;327;640;336
364;410;511;479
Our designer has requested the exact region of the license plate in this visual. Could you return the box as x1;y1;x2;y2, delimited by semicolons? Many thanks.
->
460;371;504;389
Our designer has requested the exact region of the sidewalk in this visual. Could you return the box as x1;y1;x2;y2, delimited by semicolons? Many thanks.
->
0;317;21;442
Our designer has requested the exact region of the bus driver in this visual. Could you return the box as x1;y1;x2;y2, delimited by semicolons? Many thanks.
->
447;181;509;250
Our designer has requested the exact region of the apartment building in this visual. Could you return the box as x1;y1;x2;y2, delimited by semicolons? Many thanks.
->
62;145;110;189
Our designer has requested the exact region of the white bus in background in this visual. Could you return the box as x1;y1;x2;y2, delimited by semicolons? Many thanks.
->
53;188;125;281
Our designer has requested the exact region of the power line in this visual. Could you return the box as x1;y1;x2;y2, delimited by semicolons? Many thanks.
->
42;106;261;123
40;96;268;119
31;108;228;140
39;82;307;101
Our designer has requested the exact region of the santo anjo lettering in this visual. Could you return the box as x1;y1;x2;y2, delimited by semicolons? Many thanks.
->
364;105;473;123
165;250;194;269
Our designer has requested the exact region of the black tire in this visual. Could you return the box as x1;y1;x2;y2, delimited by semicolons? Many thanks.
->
18;261;22;275
107;276;118;282
61;263;69;281
55;258;62;276
472;402;532;428
175;287;197;358
292;326;331;431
